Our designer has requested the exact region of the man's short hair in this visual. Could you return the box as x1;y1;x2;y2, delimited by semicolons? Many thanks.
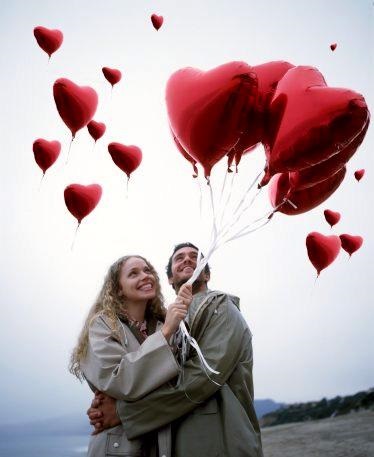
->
166;242;211;278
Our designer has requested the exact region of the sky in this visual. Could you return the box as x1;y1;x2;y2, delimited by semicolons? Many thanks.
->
0;0;373;425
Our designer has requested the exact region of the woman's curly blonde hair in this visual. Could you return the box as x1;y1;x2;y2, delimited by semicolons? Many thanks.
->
69;255;166;381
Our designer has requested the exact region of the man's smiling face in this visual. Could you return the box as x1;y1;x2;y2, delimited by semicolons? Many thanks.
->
168;246;209;292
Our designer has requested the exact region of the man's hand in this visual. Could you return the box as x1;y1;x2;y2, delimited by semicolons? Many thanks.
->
87;391;121;435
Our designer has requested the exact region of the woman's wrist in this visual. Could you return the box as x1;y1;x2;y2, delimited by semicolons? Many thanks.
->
162;325;173;341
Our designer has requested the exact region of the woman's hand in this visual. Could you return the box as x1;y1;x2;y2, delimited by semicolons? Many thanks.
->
162;284;192;341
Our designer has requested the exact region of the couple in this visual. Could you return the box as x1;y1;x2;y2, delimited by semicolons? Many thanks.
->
70;242;263;457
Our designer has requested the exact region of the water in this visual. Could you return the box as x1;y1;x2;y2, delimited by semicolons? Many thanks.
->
0;434;89;457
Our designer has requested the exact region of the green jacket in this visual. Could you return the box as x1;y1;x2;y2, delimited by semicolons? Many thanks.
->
117;290;263;457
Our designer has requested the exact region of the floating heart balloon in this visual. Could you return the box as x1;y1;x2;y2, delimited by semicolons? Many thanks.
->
261;66;369;184
64;184;102;224
330;43;337;51
226;61;294;170
87;120;106;142
53;78;98;138
167;61;259;177
225;61;294;172
151;14;164;30
269;167;346;215
32;139;61;174
306;232;341;276
354;169;365;182
289;123;369;190
33;26;63;58
171;130;198;177
102;67;122;87
339;234;363;257
324;209;341;228
108;143;142;178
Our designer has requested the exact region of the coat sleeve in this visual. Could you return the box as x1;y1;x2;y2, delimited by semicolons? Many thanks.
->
118;294;248;439
81;316;180;401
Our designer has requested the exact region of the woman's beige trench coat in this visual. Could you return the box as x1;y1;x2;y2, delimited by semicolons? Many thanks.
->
80;314;180;456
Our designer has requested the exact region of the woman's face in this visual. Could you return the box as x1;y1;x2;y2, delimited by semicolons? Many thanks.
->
118;257;157;303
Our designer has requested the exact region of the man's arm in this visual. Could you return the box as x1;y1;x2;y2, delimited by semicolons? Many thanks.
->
119;294;248;440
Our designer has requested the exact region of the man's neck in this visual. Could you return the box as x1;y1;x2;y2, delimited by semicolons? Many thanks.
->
192;282;208;295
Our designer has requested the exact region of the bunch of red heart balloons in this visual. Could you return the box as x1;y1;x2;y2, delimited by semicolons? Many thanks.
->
167;60;369;276
167;61;369;204
32;26;143;229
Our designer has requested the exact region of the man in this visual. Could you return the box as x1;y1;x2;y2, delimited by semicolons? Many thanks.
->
88;242;263;457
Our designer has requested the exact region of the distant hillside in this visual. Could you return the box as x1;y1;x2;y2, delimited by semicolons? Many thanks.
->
0;399;281;436
254;399;285;418
261;388;374;427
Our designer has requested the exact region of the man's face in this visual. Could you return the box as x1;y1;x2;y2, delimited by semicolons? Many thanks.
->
168;246;209;291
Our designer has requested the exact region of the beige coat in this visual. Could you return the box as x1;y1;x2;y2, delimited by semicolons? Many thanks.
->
80;314;180;457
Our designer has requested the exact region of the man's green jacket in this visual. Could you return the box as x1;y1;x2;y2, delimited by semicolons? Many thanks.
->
117;289;264;457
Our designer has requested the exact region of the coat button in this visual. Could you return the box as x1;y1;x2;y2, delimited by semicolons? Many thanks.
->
113;442;119;448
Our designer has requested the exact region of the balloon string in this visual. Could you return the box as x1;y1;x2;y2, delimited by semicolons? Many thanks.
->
71;222;81;251
224;198;286;242
126;176;130;199
218;170;236;230
38;173;46;191
197;175;203;222
218;186;262;243
219;169;229;204
65;136;74;164
232;169;263;217
92;141;96;153
208;180;218;242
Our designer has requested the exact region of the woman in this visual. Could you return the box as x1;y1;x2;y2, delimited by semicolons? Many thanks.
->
69;255;191;456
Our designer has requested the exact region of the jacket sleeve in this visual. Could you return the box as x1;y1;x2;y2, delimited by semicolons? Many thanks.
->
81;316;180;401
118;294;248;439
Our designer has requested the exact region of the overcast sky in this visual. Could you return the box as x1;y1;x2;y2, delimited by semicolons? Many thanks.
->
0;0;373;425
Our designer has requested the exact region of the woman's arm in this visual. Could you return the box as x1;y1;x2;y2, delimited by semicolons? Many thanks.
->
81;316;180;401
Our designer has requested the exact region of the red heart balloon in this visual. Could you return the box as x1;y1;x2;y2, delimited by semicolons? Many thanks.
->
33;26;63;57
64;184;102;224
102;67;122;87
354;169;365;182
339;234;363;256
269;167;346;215
151;14;164;30
289;123;369;190
32;138;61;174
108;143;142;178
330;43;337;51
87;120;106;142
324;209;341;228
53;78;98;138
226;61;294;172
306;232;341;276
262;66;369;184
167;61;259;177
